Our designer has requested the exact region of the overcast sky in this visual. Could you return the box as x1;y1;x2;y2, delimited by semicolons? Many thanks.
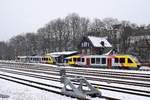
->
0;0;150;41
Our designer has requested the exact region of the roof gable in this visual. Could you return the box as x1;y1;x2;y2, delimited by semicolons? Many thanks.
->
87;36;112;47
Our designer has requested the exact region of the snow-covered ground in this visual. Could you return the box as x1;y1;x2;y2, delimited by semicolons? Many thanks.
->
0;70;150;100
0;62;150;100
0;78;76;100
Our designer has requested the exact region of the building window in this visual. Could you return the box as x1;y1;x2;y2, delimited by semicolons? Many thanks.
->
87;49;90;54
82;42;89;47
102;58;106;64
84;42;87;47
81;43;84;47
100;41;105;46
96;58;100;64
91;58;95;64
81;49;85;54
87;43;89;47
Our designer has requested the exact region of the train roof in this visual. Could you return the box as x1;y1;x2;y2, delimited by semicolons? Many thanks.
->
17;56;28;58
47;51;79;57
65;55;81;59
50;51;78;55
80;54;137;58
17;55;43;58
80;55;107;58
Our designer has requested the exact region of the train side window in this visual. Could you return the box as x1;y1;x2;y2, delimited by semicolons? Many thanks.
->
82;58;85;62
128;58;133;63
91;58;95;64
120;58;125;63
43;58;45;61
115;58;119;63
96;58;100;64
73;58;76;62
77;58;80;62
69;58;72;62
65;59;68;63
102;58;106;64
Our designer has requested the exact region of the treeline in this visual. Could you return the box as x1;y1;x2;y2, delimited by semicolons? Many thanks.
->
0;13;150;61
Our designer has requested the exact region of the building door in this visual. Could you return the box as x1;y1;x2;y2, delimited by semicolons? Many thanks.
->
107;58;112;69
86;58;90;66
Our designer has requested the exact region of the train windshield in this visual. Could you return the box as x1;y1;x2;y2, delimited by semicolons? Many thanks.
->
64;59;69;63
129;55;140;63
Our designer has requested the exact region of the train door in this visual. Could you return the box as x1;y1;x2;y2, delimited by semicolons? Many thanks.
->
86;58;90;66
107;58;112;69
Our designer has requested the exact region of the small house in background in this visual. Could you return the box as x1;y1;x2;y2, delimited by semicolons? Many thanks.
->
78;36;112;55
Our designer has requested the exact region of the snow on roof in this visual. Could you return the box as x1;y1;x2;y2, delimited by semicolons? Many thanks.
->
47;51;78;57
88;36;112;47
103;49;113;55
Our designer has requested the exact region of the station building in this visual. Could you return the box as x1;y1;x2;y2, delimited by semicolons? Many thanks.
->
78;36;112;55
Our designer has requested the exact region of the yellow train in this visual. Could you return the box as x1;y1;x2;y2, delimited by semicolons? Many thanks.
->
41;56;56;64
65;54;141;69
64;55;81;65
16;55;56;64
112;55;141;69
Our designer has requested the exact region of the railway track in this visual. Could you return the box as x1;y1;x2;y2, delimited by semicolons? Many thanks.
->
0;68;150;97
6;62;150;78
0;69;118;100
0;63;150;98
1;63;150;87
0;62;150;98
2;62;150;80
1;66;150;89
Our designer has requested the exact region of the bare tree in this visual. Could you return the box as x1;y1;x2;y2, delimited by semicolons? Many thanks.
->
9;35;27;56
65;13;81;50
